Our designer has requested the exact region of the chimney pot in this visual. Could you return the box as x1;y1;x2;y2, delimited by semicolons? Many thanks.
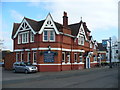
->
63;11;68;27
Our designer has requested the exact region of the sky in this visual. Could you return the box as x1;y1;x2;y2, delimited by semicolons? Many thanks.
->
0;0;119;51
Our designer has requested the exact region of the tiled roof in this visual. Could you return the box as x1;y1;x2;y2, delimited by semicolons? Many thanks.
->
12;17;91;39
12;17;62;38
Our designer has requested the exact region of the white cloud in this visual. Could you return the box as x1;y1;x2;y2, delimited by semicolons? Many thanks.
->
10;10;23;22
48;0;118;31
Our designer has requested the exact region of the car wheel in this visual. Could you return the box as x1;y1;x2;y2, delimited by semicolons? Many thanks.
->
25;70;29;74
13;69;16;73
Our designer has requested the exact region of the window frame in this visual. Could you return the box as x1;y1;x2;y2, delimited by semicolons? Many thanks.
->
21;52;24;62
33;51;37;63
43;29;55;42
78;35;84;45
30;31;34;42
27;52;31;62
74;53;77;63
62;52;65;62
21;32;29;44
16;53;19;62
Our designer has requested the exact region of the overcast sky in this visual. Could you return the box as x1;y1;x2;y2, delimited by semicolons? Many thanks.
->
0;0;119;51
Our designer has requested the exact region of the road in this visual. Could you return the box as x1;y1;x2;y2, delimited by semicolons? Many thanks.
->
2;66;119;88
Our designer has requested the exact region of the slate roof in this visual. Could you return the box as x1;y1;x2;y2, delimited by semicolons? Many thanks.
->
12;17;91;39
97;43;107;51
12;17;63;38
68;21;91;37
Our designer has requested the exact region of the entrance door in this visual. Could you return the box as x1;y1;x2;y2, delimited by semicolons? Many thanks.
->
86;57;90;68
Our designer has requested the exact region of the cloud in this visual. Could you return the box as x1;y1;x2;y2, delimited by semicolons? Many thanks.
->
10;10;23;22
48;0;118;31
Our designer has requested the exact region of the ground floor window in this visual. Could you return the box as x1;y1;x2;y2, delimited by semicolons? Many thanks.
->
16;53;19;62
74;53;77;63
33;51;37;63
28;52;31;62
67;55;70;63
62;52;65;62
21;53;24;62
79;52;83;62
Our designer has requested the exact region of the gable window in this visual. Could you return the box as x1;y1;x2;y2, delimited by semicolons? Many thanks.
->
18;34;21;44
22;32;29;43
90;43;92;48
43;31;48;41
33;51;37;63
78;35;84;45
30;32;34;42
43;29;55;42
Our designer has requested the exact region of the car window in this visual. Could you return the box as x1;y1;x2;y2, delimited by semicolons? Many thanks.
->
14;64;19;66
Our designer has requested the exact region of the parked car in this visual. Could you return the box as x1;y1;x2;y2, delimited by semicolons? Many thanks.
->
13;62;38;74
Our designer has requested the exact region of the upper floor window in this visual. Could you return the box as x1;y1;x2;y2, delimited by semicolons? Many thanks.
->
18;32;29;44
18;34;21;44
43;29;55;42
90;43;92;48
78;35;84;45
30;32;34;42
22;32;29;43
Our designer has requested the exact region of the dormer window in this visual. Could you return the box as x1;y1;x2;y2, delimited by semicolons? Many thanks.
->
78;35;84;45
43;29;55;42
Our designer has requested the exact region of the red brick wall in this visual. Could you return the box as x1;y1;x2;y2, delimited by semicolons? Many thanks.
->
4;52;16;70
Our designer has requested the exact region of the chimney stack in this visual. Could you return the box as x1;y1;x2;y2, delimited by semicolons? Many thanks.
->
63;11;68;27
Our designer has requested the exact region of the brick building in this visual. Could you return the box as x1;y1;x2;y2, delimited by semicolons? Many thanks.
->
5;12;99;72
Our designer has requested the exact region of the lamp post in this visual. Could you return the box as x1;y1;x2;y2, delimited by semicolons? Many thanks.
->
109;37;112;68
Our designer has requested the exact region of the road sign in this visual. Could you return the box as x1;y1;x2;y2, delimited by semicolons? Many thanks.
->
102;40;107;47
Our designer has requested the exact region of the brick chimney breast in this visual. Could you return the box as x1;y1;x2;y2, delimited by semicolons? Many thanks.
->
63;11;68;27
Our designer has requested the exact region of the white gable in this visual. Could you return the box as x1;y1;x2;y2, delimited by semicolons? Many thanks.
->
39;13;59;34
77;23;87;41
13;18;36;39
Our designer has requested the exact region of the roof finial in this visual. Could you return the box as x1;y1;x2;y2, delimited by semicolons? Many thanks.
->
81;17;82;21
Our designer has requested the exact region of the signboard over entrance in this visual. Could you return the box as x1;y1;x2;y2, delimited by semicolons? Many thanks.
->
44;51;55;63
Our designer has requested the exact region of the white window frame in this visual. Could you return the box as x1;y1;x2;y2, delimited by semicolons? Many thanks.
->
16;53;19;62
33;51;37;63
43;29;55;42
30;31;34;42
21;32;29;44
74;53;77;63
79;56;83;62
62;52;65;62
18;34;21;44
21;52;24;62
67;55;70;63
27;52;31;62
78;35;84;45
90;43;92;48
